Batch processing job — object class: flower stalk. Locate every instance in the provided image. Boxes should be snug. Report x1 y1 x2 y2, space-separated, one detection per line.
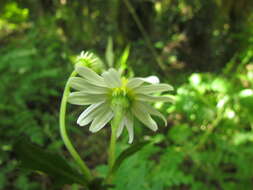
109 106 124 168
108 120 118 170
59 71 93 182
107 104 124 183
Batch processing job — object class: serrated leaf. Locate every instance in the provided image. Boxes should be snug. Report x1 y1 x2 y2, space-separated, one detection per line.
13 138 87 187
111 141 149 173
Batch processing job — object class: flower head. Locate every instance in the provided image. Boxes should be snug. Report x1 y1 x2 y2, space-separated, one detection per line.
68 64 174 143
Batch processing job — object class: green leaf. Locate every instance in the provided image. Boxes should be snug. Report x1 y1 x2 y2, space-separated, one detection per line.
13 138 87 187
105 37 114 68
0 173 6 189
118 45 130 73
239 89 253 112
111 141 149 173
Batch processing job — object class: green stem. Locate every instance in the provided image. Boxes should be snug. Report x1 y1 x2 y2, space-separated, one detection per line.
106 109 123 183
59 71 93 182
108 122 117 170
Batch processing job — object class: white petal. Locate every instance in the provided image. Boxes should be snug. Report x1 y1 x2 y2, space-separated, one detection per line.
78 103 109 126
68 92 107 105
102 68 122 88
126 78 145 89
75 65 106 87
77 102 104 125
116 113 134 143
126 76 160 89
134 84 173 94
141 76 160 84
68 77 109 94
134 101 167 125
135 94 174 103
131 103 158 131
108 68 122 85
89 110 114 133
68 77 88 91
125 112 134 143
116 119 125 138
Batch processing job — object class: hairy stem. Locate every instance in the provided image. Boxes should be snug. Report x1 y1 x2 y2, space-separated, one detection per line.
59 71 93 182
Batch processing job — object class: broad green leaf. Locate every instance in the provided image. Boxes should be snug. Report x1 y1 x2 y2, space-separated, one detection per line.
13 138 87 186
111 141 149 173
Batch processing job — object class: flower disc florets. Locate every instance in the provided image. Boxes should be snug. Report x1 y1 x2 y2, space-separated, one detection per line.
110 80 133 112
68 64 174 143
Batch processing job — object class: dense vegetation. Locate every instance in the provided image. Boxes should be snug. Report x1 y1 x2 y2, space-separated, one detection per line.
1 0 253 189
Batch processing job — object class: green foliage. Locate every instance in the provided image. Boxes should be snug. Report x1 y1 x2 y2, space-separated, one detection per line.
100 61 253 190
1 0 253 189
1 2 29 23
14 138 86 187
0 7 73 189
0 2 28 36
111 141 149 173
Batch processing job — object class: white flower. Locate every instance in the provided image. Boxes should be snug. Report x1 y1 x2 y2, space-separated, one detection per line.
68 64 174 143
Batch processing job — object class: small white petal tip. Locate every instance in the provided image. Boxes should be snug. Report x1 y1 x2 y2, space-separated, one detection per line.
145 76 160 84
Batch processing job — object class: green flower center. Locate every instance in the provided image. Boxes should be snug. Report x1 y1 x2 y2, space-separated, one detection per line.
110 78 133 111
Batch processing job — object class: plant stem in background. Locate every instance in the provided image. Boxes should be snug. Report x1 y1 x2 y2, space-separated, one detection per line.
59 71 93 182
123 0 167 72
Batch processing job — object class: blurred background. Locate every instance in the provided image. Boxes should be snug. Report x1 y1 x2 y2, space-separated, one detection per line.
1 0 253 189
